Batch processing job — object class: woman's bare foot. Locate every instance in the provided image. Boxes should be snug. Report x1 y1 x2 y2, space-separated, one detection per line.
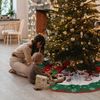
9 69 16 74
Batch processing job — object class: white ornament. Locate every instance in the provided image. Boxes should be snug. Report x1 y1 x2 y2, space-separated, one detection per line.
80 2 84 6
72 19 76 24
66 48 69 50
48 53 50 56
81 42 84 45
62 47 65 50
65 4 68 7
63 31 67 35
80 32 83 38
82 47 85 50
77 10 80 13
70 28 75 32
74 8 77 10
55 32 58 35
81 26 84 29
80 60 83 63
88 42 91 45
71 37 75 41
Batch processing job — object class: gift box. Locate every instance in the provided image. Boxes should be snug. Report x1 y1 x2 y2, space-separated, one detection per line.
35 75 49 90
95 62 100 72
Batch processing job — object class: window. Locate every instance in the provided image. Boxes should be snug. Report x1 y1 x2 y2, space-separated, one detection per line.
0 0 13 15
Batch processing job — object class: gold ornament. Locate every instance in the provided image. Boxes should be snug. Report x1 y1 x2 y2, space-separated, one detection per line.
70 28 75 32
71 37 75 41
63 31 67 35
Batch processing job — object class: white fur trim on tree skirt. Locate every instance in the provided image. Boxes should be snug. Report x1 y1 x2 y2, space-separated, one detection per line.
58 73 100 85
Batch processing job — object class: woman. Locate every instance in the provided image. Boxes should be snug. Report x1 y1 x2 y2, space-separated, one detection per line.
9 34 45 77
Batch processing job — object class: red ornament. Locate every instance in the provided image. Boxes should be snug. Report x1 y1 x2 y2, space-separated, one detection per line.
43 64 52 73
96 66 100 72
63 60 70 68
53 66 63 73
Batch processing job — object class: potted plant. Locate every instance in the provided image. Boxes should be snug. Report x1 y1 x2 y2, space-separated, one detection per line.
7 9 15 18
0 0 2 15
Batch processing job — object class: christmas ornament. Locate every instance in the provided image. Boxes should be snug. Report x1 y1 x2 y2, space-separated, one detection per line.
70 28 75 32
63 31 67 35
80 32 83 38
71 37 75 41
72 19 76 24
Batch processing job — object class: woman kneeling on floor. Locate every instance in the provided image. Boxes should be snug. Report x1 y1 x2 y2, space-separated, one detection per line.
9 34 45 78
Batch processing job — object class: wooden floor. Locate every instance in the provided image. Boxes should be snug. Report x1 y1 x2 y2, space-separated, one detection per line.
0 42 100 100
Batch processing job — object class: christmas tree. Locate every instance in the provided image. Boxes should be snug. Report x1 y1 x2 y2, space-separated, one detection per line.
45 0 100 73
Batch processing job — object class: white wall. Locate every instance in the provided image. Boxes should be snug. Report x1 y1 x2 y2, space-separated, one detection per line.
13 0 28 38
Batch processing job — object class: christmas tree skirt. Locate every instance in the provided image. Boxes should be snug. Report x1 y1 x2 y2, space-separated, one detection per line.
49 73 100 93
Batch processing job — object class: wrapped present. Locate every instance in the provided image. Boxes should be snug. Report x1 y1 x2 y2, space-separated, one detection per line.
51 69 58 76
96 67 100 72
95 61 100 72
53 65 64 73
52 74 66 83
63 60 70 68
95 61 100 66
43 64 52 72
34 75 49 90
38 63 46 69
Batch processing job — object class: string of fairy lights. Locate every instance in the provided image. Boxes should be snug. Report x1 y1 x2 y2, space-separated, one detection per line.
28 0 36 39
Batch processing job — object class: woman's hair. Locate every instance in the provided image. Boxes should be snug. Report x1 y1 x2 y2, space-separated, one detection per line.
31 34 45 55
